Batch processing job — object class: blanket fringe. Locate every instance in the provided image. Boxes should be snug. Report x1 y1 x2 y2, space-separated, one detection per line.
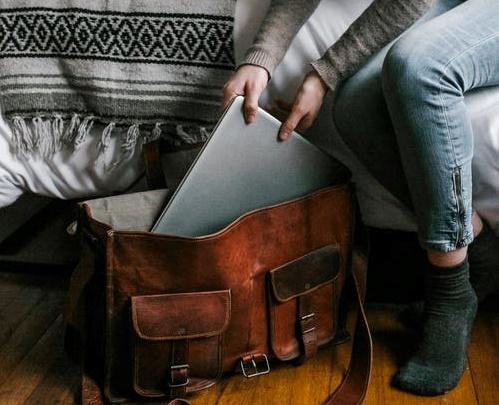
74 116 95 150
11 117 34 156
52 115 65 152
176 124 196 143
150 122 162 142
62 114 81 145
95 121 116 169
32 117 54 157
109 123 141 168
8 116 210 161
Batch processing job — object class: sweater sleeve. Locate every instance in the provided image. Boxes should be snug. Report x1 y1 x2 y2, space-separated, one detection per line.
311 0 436 92
240 0 321 76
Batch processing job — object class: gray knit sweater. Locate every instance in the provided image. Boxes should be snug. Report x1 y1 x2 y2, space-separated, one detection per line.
242 0 436 92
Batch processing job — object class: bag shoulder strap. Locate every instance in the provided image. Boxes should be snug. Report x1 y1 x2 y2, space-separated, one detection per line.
324 250 373 405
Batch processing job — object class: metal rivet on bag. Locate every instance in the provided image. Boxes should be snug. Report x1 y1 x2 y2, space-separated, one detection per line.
305 283 311 290
66 220 78 236
177 327 186 335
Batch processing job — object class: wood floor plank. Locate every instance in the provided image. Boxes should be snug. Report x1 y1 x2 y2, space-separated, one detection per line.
468 297 499 405
0 315 65 404
0 272 37 311
0 279 49 347
0 272 496 405
24 325 80 405
0 286 63 384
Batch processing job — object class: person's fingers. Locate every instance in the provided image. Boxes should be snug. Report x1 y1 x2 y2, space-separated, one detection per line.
222 82 241 112
221 65 269 119
296 114 315 133
243 83 261 124
279 104 306 141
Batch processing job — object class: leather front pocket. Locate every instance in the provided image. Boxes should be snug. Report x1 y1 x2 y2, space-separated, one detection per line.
268 245 341 361
131 290 231 398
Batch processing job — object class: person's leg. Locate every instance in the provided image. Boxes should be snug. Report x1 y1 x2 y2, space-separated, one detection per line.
334 0 466 210
333 48 414 209
335 0 499 299
381 0 499 395
382 0 499 254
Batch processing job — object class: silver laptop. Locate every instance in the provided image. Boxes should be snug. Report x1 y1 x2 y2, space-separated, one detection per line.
152 96 341 236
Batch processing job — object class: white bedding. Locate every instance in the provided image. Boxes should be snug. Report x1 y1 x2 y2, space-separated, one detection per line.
0 0 498 235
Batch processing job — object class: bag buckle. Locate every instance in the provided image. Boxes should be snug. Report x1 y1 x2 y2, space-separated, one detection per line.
240 354 270 378
300 312 316 335
169 364 190 388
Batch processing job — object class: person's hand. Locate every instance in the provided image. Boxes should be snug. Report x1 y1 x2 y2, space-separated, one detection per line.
222 64 269 124
278 71 328 141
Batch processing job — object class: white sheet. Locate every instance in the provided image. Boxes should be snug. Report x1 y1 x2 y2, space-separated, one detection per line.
0 114 144 207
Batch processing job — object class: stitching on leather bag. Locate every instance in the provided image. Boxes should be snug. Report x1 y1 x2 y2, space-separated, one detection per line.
269 247 347 360
115 185 350 242
131 291 231 341
133 323 225 397
133 345 165 398
104 231 124 402
270 245 340 303
270 282 338 360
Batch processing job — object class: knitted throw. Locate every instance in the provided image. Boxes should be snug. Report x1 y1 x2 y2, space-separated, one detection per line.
0 0 235 158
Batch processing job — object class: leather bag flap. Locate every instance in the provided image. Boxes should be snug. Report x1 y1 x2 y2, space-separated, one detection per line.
131 290 231 341
270 245 340 303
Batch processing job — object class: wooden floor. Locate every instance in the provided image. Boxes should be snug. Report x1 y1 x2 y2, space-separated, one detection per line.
0 269 497 405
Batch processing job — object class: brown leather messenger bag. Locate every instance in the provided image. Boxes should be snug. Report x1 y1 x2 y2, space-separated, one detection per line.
65 175 373 404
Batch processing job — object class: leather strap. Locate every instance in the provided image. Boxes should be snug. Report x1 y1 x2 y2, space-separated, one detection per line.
169 340 190 398
323 251 373 405
298 294 318 361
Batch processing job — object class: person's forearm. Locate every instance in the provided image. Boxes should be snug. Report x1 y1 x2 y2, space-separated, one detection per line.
311 0 436 92
241 0 321 77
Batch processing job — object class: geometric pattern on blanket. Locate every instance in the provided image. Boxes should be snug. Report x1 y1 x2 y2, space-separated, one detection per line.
0 9 234 68
0 2 235 160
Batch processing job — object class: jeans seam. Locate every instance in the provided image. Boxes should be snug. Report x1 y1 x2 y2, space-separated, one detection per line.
437 31 499 167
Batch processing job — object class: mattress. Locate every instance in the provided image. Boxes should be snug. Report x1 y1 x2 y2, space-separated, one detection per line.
235 0 499 234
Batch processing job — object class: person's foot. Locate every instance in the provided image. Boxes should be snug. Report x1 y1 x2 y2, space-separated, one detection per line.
468 221 499 301
392 259 478 396
397 300 424 330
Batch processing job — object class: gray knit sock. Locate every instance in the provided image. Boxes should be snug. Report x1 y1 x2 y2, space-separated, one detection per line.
393 259 478 396
399 224 499 330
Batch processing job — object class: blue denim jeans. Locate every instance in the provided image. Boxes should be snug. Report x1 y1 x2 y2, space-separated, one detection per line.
334 0 499 252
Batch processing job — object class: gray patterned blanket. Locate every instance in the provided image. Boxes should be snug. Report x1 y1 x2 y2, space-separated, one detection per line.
0 0 235 158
